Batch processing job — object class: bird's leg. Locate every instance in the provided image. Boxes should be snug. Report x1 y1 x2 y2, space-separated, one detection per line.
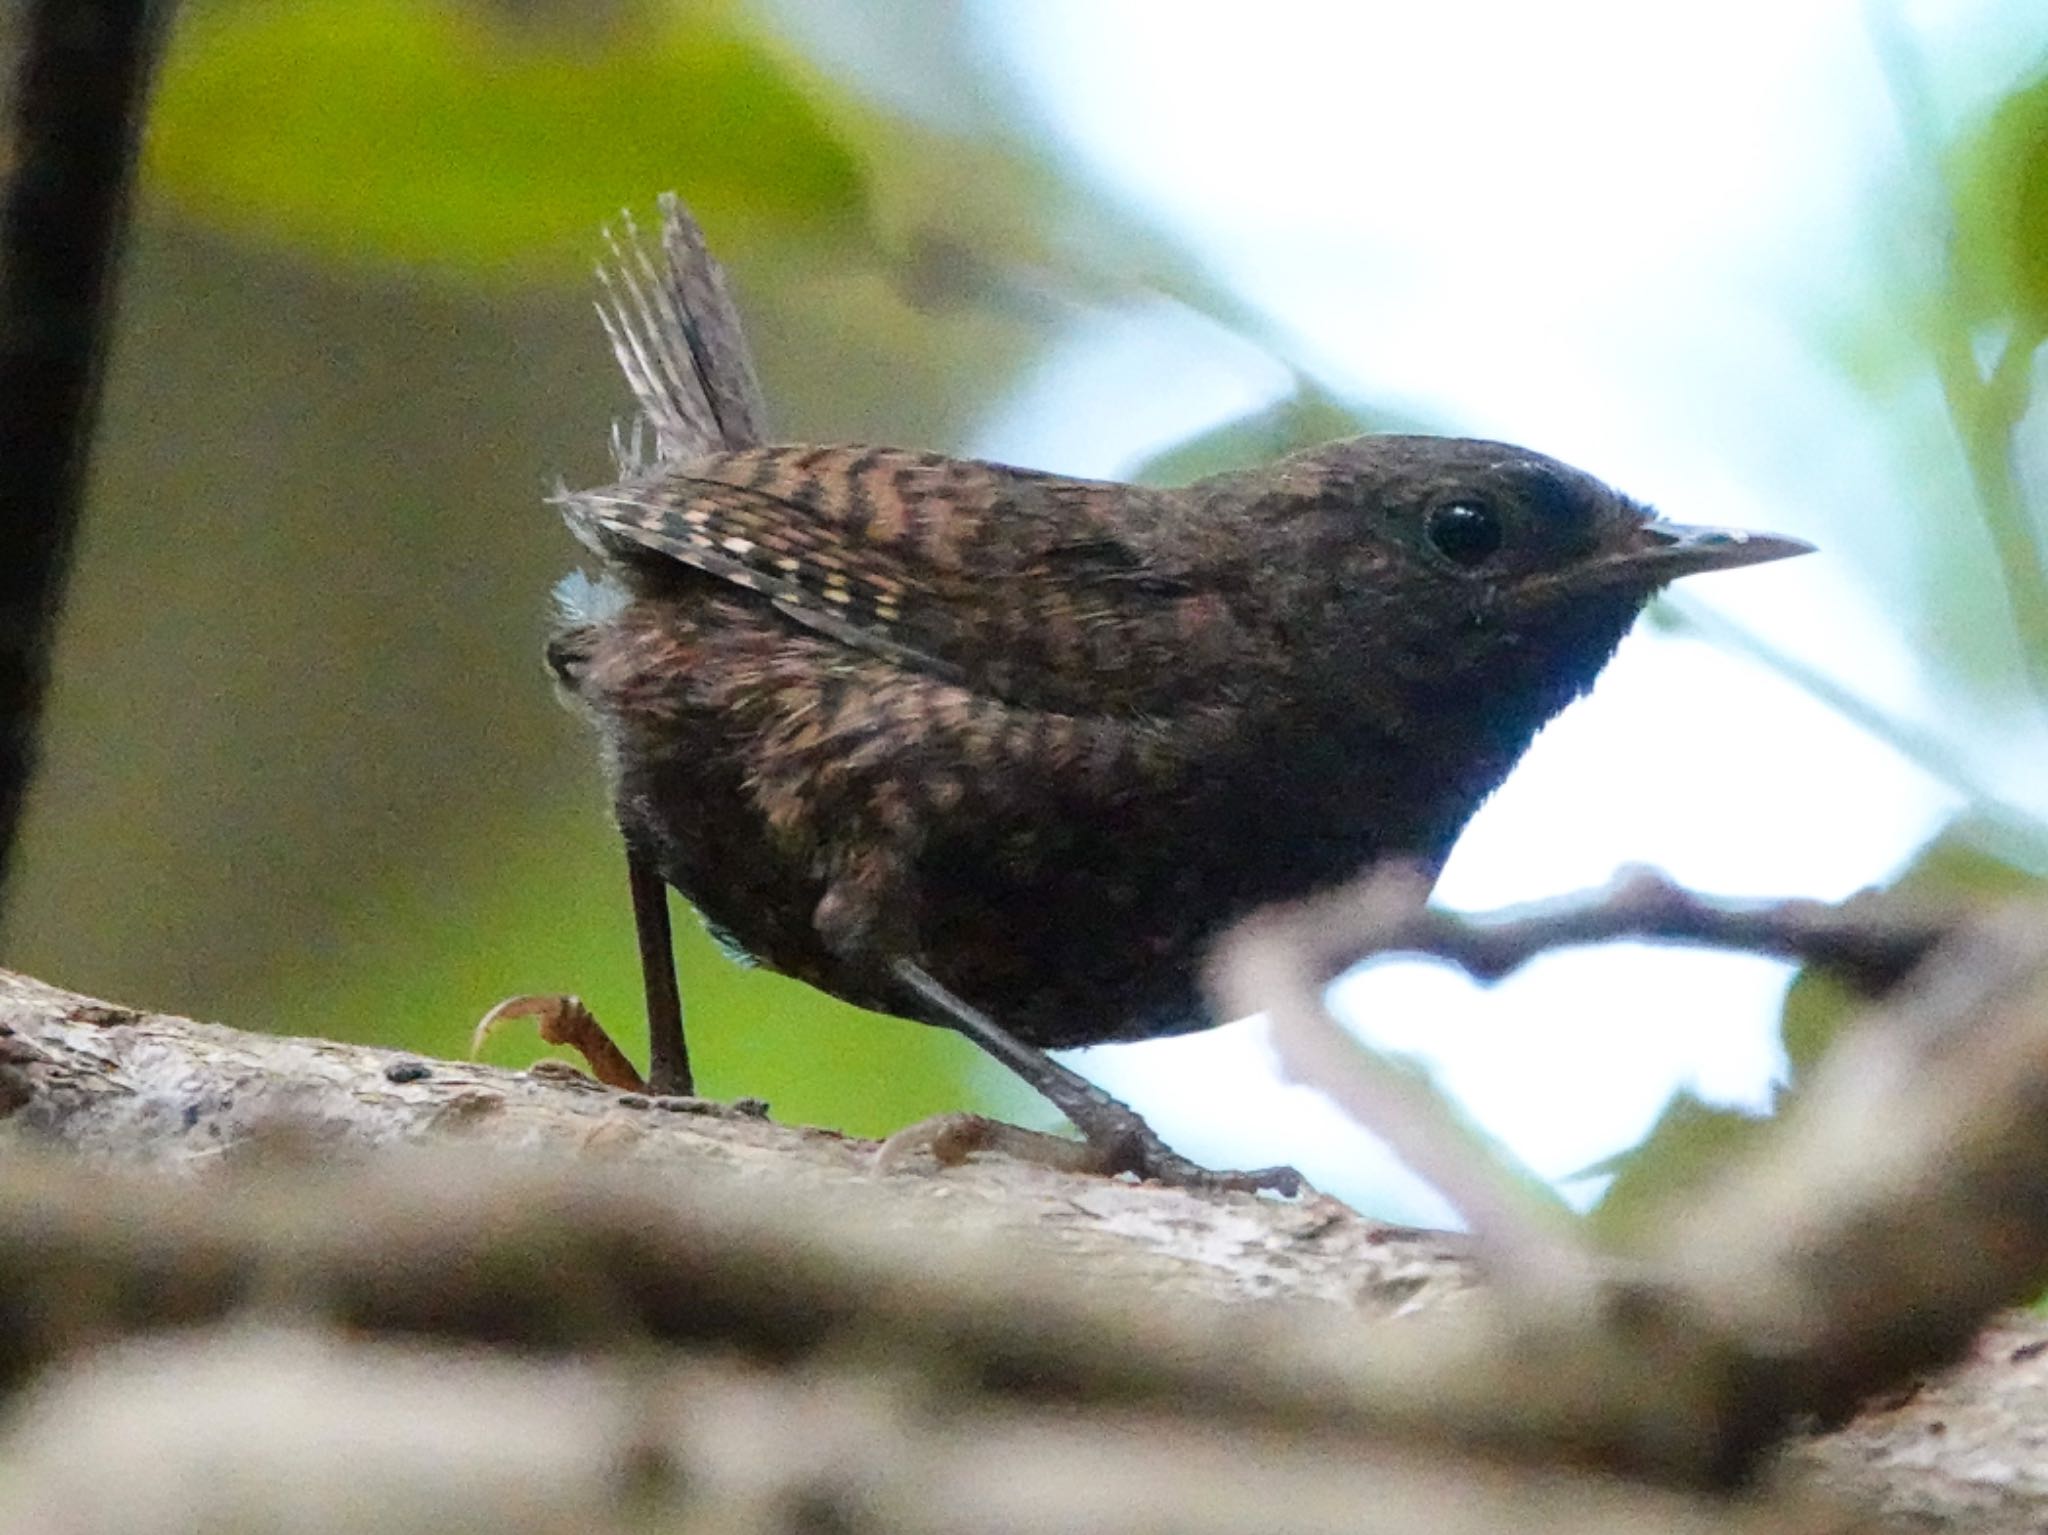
815 839 1303 1194
887 960 1306 1197
627 844 692 1096
475 848 691 1094
466 857 683 1093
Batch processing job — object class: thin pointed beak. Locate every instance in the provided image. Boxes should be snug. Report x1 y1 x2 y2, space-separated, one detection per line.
1622 520 1815 580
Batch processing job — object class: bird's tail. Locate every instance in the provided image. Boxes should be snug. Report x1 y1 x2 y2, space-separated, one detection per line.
593 192 769 469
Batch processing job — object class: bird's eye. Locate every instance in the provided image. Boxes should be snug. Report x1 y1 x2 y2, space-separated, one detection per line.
1425 501 1504 567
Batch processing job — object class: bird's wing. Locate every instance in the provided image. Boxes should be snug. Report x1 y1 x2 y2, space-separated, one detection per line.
558 445 1229 710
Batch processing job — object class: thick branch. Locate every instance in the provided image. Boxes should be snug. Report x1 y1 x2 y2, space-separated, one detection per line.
0 966 1466 1313
7 867 2048 1528
0 1326 1868 1535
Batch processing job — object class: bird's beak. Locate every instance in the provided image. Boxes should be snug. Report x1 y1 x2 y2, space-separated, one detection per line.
1549 519 1814 595
1623 520 1815 579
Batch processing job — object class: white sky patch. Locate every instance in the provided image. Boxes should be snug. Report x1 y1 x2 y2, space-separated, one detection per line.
969 297 1293 477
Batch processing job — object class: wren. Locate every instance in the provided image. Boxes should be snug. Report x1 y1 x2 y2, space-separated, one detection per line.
542 199 1811 1190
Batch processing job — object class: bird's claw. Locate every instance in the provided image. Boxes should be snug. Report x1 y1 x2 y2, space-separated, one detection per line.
472 994 648 1093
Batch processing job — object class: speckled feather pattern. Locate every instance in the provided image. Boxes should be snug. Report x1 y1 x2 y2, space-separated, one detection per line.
559 444 1268 717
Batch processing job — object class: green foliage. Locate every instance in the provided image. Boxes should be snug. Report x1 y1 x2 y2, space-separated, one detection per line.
1918 59 2048 700
1776 966 1863 1085
1950 60 2048 337
1886 818 2048 905
146 0 868 273
1582 1090 1776 1239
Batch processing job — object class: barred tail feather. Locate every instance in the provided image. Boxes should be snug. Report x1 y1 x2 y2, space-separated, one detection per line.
659 194 768 449
594 192 768 467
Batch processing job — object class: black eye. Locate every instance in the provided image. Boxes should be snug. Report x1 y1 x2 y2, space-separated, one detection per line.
1425 501 1504 567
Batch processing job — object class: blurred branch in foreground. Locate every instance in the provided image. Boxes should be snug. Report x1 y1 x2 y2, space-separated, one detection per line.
4 862 2048 1527
1206 864 1946 1278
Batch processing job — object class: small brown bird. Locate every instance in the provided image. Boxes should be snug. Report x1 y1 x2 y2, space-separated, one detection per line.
541 199 1811 1189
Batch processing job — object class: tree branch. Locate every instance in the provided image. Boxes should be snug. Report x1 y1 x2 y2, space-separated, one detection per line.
6 863 2048 1529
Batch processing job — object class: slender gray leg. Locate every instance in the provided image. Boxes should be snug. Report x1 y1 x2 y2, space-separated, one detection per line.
629 848 692 1096
892 960 1303 1196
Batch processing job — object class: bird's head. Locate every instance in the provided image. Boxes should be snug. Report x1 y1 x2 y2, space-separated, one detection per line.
1193 433 1811 745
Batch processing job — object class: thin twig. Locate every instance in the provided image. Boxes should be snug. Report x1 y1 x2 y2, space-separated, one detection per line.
1205 864 1952 1275
1206 865 1587 1283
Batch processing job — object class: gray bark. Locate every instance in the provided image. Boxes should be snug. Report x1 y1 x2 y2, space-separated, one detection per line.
2 963 2046 1532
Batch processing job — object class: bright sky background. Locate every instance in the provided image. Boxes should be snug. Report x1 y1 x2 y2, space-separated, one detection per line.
951 0 2038 1219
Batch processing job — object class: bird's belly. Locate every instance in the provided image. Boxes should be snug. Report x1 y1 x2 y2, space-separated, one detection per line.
611 698 1461 1051
908 781 1428 1047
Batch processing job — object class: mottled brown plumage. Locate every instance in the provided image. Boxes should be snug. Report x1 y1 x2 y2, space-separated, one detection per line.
555 433 1805 1049
543 199 1810 1183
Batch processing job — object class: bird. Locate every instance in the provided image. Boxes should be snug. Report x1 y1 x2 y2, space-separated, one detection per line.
534 198 1812 1190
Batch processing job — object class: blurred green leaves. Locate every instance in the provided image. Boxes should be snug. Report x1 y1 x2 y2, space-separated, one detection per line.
1583 1091 1774 1239
1778 816 2048 1077
1595 814 2048 1235
1908 51 2048 702
147 0 868 273
1950 65 2048 339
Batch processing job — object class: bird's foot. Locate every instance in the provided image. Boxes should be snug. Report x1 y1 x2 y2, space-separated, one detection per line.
875 1108 1307 1196
475 996 769 1118
473 994 646 1092
1055 1097 1309 1195
886 960 1308 1196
